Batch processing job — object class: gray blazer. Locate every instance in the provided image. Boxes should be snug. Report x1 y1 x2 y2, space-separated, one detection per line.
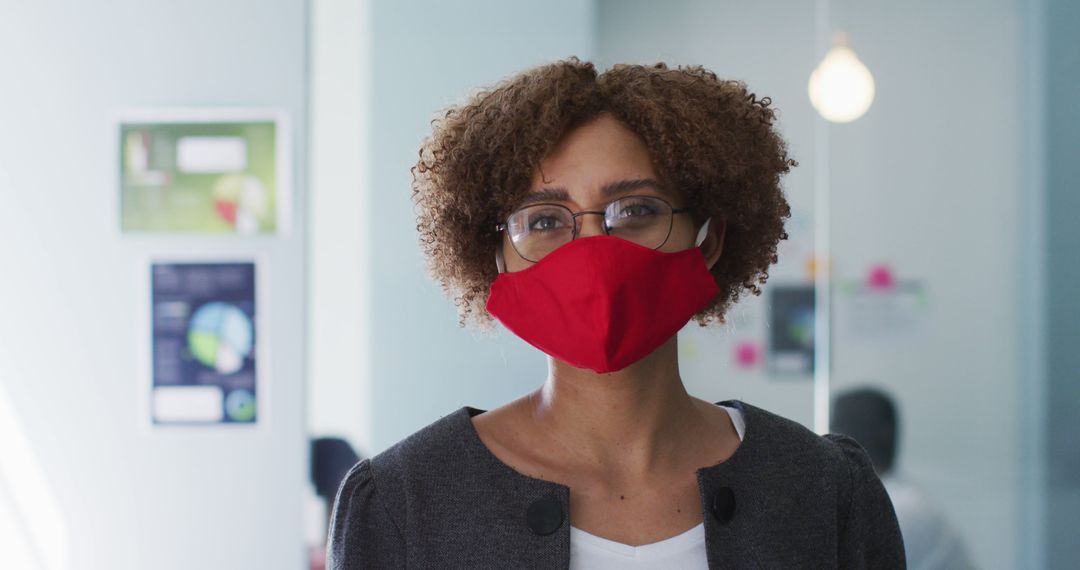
327 399 906 569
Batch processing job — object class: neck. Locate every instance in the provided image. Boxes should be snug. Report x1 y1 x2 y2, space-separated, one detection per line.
523 336 709 482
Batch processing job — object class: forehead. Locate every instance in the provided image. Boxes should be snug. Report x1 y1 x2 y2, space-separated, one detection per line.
528 114 662 199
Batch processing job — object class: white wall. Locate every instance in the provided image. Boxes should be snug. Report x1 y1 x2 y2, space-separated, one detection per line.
598 0 1026 568
0 1 309 568
308 0 373 455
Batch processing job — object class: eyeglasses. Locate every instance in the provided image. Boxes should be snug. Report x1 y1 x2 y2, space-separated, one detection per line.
495 194 694 263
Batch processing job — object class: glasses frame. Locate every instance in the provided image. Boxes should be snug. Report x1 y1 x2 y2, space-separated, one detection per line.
494 194 695 263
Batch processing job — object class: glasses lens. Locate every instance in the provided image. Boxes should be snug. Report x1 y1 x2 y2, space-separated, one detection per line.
507 204 574 261
604 196 673 248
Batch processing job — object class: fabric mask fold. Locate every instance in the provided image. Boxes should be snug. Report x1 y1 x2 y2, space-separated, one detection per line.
486 235 720 373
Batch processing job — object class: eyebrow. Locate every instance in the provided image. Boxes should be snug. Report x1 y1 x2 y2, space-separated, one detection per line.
517 178 668 207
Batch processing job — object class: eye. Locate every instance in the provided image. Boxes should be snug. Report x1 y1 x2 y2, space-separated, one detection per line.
617 202 658 218
528 214 567 232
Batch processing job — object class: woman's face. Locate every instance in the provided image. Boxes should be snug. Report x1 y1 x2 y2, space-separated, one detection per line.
500 113 723 273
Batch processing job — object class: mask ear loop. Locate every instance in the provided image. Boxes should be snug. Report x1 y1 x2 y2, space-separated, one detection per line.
695 217 712 247
495 247 506 274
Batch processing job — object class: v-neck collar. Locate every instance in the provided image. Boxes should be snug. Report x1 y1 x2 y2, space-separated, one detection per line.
570 519 705 559
457 398 756 491
439 399 771 569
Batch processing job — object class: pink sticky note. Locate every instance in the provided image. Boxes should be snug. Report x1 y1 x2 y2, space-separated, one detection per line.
734 341 761 368
866 264 896 291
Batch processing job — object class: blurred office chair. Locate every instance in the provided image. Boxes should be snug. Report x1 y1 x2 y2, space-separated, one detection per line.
309 437 363 570
312 437 362 504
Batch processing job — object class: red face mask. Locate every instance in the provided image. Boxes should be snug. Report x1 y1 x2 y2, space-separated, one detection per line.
485 232 720 373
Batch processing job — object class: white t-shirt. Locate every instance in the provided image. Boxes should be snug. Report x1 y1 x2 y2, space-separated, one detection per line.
568 404 745 569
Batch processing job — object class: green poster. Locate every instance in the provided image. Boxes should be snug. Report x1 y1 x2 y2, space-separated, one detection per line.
118 111 288 234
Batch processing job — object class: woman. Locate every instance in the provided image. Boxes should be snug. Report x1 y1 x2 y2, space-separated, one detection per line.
327 57 905 569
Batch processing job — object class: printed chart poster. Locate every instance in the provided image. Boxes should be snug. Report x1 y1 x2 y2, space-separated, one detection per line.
151 262 258 425
835 264 930 342
768 285 816 376
119 112 288 234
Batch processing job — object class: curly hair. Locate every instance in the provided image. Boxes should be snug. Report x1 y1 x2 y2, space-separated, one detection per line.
411 56 796 327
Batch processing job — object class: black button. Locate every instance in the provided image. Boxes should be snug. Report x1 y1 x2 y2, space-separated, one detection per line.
712 486 736 523
525 496 564 535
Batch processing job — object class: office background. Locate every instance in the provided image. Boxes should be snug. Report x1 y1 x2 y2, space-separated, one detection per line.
0 0 1076 568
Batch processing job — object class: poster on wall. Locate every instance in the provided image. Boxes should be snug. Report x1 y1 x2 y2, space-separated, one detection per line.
768 284 816 375
116 109 290 235
149 261 261 426
835 263 930 341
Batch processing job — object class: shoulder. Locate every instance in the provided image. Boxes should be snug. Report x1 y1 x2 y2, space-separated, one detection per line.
368 406 481 482
729 399 855 475
745 400 906 567
356 406 477 507
358 406 495 514
326 458 404 568
734 399 897 508
824 432 906 566
327 407 477 568
728 400 905 567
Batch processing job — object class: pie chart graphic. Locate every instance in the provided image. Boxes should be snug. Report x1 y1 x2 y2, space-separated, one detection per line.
187 302 254 374
225 388 256 422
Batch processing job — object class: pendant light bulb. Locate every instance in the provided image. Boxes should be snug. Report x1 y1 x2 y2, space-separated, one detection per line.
808 32 875 123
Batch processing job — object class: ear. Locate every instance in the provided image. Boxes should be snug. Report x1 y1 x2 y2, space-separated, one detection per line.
698 218 726 270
